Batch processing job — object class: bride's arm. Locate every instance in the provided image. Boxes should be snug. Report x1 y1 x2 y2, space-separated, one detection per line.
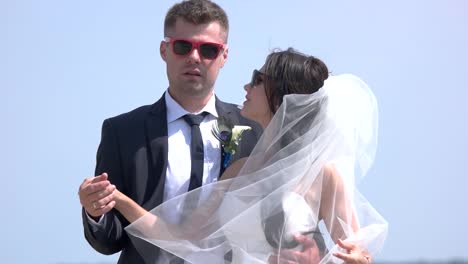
178 158 247 230
318 163 359 239
111 157 247 225
158 158 249 240
317 163 371 263
219 157 247 180
113 189 152 223
112 158 247 240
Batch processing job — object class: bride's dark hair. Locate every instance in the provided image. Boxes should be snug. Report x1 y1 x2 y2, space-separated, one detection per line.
261 48 329 254
263 48 329 114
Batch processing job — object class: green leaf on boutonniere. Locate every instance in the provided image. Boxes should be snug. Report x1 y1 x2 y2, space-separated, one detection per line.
212 116 251 168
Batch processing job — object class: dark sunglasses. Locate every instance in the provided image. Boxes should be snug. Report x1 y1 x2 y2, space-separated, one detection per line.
164 37 225 60
250 69 264 87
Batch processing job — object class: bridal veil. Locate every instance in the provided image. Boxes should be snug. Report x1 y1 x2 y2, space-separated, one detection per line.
126 74 388 263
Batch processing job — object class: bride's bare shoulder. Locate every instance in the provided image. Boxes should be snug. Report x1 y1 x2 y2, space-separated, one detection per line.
323 162 338 176
220 157 248 180
322 161 346 187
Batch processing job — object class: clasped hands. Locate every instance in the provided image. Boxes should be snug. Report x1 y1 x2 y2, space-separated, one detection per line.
78 173 117 220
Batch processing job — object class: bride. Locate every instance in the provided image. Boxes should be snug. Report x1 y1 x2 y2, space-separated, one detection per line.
115 48 388 263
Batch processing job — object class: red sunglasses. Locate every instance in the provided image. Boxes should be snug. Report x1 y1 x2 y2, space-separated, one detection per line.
164 37 225 60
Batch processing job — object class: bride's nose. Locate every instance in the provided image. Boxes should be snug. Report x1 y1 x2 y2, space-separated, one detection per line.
243 83 250 91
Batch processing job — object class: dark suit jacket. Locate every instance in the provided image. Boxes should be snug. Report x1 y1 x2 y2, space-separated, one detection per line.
82 94 262 263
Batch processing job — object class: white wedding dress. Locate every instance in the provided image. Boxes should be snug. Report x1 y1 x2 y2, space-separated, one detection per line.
219 191 318 263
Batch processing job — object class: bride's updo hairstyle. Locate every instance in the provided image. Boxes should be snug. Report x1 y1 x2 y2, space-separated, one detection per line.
262 47 329 114
261 48 329 254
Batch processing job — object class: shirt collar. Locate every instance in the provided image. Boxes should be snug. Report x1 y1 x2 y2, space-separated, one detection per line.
165 90 218 123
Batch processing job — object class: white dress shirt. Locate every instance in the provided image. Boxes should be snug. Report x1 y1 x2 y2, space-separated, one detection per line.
162 90 221 221
88 91 222 263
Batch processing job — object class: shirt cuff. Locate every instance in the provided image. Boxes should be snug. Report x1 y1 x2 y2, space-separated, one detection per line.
86 211 106 230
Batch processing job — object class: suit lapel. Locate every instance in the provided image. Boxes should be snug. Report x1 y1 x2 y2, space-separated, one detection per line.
215 98 237 122
144 94 168 206
215 97 238 177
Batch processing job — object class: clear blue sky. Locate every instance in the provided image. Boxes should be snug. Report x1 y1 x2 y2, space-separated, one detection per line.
3 0 468 263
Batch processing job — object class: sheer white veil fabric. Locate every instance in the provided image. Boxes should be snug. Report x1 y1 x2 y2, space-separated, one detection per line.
125 74 388 263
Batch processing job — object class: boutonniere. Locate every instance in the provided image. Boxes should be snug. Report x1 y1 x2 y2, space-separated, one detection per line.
212 116 251 168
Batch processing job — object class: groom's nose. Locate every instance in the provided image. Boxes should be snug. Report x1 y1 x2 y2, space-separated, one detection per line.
186 48 202 64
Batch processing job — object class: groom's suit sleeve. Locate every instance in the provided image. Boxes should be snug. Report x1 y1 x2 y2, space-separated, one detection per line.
82 118 129 255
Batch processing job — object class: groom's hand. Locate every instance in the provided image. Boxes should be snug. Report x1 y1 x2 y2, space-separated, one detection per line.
78 173 116 219
268 234 321 264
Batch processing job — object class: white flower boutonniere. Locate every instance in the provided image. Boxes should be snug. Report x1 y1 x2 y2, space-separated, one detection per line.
212 116 251 168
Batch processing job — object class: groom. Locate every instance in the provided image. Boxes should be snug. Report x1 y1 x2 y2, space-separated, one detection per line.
78 1 261 263
78 0 322 263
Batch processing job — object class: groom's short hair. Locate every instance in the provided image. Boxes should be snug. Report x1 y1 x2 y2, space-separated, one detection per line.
164 0 229 42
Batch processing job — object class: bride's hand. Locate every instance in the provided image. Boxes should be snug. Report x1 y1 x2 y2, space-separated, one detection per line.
333 239 372 264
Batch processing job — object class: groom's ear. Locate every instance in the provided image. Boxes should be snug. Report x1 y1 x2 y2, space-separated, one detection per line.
160 41 167 62
220 46 228 68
